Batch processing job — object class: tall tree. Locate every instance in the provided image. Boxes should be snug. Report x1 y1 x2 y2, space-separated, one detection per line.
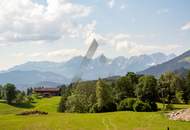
27 88 33 96
58 96 67 112
126 72 138 85
4 83 17 104
135 75 158 102
0 85 3 99
183 70 190 103
158 72 181 106
115 76 134 101
96 79 112 110
135 75 158 111
58 84 74 112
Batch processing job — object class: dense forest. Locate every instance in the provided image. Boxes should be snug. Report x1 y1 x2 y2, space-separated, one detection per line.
58 71 190 113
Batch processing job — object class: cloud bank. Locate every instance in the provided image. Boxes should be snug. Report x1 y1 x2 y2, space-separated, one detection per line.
0 0 91 43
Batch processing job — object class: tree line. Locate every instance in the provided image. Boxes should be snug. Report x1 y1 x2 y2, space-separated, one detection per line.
58 71 190 113
0 83 33 104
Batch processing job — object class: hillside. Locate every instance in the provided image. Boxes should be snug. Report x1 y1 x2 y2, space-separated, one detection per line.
139 50 190 76
0 97 190 130
0 97 60 114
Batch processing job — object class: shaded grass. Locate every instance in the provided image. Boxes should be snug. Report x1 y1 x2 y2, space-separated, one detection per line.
157 103 190 110
13 103 34 109
0 102 23 115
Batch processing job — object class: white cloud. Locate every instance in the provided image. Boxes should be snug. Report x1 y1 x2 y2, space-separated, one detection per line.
80 20 99 45
89 32 180 56
0 0 92 43
29 52 42 57
62 16 180 57
115 41 180 55
181 22 190 31
12 52 25 57
107 0 115 8
27 49 82 61
11 48 82 63
47 49 82 59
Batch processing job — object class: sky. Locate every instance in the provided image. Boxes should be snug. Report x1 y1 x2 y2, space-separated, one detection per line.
0 0 190 70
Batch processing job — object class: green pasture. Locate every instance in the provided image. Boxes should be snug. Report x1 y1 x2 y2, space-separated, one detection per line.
0 97 189 130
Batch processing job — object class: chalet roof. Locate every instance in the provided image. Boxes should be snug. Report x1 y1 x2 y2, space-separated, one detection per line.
34 88 60 92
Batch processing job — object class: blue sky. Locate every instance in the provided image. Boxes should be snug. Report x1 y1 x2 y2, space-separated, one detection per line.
0 0 190 70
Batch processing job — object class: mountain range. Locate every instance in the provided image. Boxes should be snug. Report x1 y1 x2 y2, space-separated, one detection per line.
0 70 68 89
140 50 190 76
0 52 176 88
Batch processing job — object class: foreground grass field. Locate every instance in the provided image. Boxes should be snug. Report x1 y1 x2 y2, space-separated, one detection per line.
0 97 190 130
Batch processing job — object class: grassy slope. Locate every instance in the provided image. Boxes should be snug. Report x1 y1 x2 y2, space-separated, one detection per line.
0 97 190 130
32 97 61 112
0 102 23 115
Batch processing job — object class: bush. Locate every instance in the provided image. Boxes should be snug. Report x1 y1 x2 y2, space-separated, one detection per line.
149 102 158 111
90 102 117 113
105 102 117 112
173 91 184 104
165 104 174 111
15 93 25 104
117 98 136 111
25 96 34 104
90 103 100 113
133 100 151 112
65 95 85 113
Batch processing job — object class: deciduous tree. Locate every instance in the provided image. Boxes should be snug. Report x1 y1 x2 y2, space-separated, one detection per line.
4 83 17 104
96 79 113 111
158 72 181 108
135 75 158 102
115 76 134 101
183 70 190 103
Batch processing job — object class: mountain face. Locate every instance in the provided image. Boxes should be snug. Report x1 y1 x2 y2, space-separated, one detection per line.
139 50 190 76
174 67 190 78
0 52 175 88
8 56 84 79
8 53 175 78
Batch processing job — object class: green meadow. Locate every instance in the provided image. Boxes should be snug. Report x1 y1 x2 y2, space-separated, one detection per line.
0 97 189 130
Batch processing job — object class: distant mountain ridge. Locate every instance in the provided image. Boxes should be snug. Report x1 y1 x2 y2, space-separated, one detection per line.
0 70 69 89
7 52 175 78
0 52 175 88
139 50 190 76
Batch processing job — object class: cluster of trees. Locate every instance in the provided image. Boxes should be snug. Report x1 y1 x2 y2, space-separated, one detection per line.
0 83 33 104
58 71 190 113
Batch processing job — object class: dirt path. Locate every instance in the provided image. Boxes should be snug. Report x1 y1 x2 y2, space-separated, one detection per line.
168 109 190 121
102 118 118 130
